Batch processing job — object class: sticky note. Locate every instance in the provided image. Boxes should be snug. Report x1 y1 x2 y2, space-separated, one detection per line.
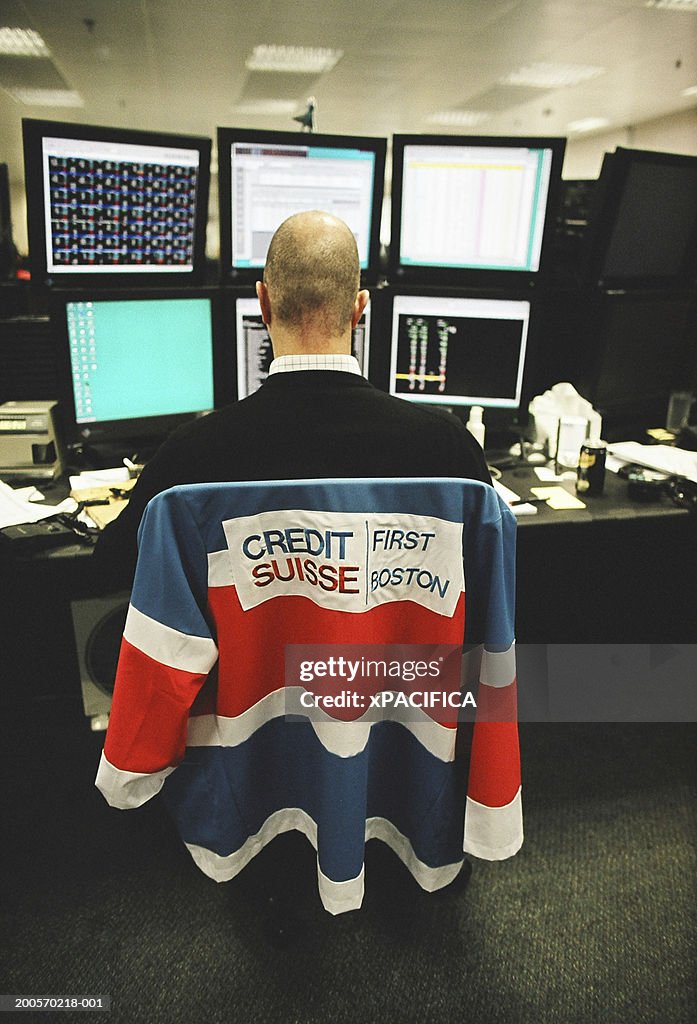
530 486 586 510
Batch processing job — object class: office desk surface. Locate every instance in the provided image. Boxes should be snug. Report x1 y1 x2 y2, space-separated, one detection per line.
499 462 690 527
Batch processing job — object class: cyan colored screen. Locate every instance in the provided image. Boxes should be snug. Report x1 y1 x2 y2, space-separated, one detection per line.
67 297 214 423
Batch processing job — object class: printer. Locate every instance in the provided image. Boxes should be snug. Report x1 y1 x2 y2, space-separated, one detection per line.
0 400 64 479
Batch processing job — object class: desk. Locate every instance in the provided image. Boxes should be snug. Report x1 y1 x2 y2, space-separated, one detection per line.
502 463 697 643
1 466 696 705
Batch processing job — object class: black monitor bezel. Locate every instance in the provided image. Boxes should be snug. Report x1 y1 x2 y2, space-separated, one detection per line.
0 162 15 279
581 146 697 291
389 133 567 289
0 162 13 244
23 118 212 289
377 283 538 426
50 285 226 454
576 288 697 434
228 284 376 401
217 126 387 286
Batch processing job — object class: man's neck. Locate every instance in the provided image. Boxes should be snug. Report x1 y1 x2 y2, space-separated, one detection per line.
270 330 352 358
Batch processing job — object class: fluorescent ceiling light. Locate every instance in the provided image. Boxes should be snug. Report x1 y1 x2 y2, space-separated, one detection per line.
504 62 605 88
681 84 697 96
0 26 50 57
566 117 610 133
645 1 697 10
5 88 84 107
425 110 490 127
232 99 300 115
245 45 342 74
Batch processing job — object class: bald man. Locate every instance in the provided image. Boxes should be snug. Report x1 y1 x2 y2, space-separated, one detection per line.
92 210 490 588
257 209 370 355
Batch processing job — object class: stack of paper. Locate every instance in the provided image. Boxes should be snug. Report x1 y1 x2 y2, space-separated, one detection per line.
607 442 697 483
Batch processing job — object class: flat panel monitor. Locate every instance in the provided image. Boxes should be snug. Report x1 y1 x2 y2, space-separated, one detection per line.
388 293 530 411
23 119 211 286
579 291 696 434
0 315 57 402
0 162 15 278
390 134 566 286
217 127 386 284
54 289 218 455
582 147 697 290
234 295 371 399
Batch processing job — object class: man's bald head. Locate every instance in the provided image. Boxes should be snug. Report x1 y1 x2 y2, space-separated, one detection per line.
261 211 361 341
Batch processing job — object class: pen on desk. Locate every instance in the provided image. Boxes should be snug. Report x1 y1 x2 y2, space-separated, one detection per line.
123 456 142 478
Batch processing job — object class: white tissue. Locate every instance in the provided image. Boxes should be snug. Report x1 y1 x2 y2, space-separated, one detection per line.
528 382 602 457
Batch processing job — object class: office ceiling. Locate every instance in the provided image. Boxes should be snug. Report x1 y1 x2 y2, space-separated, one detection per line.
1 0 697 200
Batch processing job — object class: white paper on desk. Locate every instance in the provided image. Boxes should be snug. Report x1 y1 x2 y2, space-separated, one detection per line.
69 468 130 491
492 479 520 505
534 466 565 482
607 442 697 484
0 480 78 529
13 486 44 502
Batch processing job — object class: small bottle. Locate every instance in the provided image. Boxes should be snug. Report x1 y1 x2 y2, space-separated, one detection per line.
466 405 486 448
576 439 607 495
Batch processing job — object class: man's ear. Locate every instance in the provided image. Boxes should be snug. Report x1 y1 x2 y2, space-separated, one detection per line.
256 280 272 326
352 289 370 329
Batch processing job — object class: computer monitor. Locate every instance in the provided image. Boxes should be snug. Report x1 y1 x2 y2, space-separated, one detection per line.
0 162 15 279
577 291 696 435
0 314 57 403
390 134 566 287
582 147 697 290
217 127 386 284
388 292 531 413
23 119 211 286
234 294 371 399
53 289 220 456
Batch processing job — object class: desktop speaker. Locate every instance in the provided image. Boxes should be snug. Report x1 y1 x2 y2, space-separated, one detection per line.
71 592 129 728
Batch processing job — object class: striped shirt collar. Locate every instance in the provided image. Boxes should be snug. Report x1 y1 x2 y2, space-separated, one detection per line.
268 354 362 376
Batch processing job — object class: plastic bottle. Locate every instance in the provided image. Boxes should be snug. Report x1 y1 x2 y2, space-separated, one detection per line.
466 405 486 448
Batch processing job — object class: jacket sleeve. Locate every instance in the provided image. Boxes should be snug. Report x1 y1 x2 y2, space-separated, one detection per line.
95 488 218 809
462 489 522 860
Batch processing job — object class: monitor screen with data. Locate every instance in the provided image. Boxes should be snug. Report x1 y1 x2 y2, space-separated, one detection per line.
56 290 217 449
388 293 530 409
23 119 211 286
390 134 565 285
217 128 386 283
234 295 371 399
